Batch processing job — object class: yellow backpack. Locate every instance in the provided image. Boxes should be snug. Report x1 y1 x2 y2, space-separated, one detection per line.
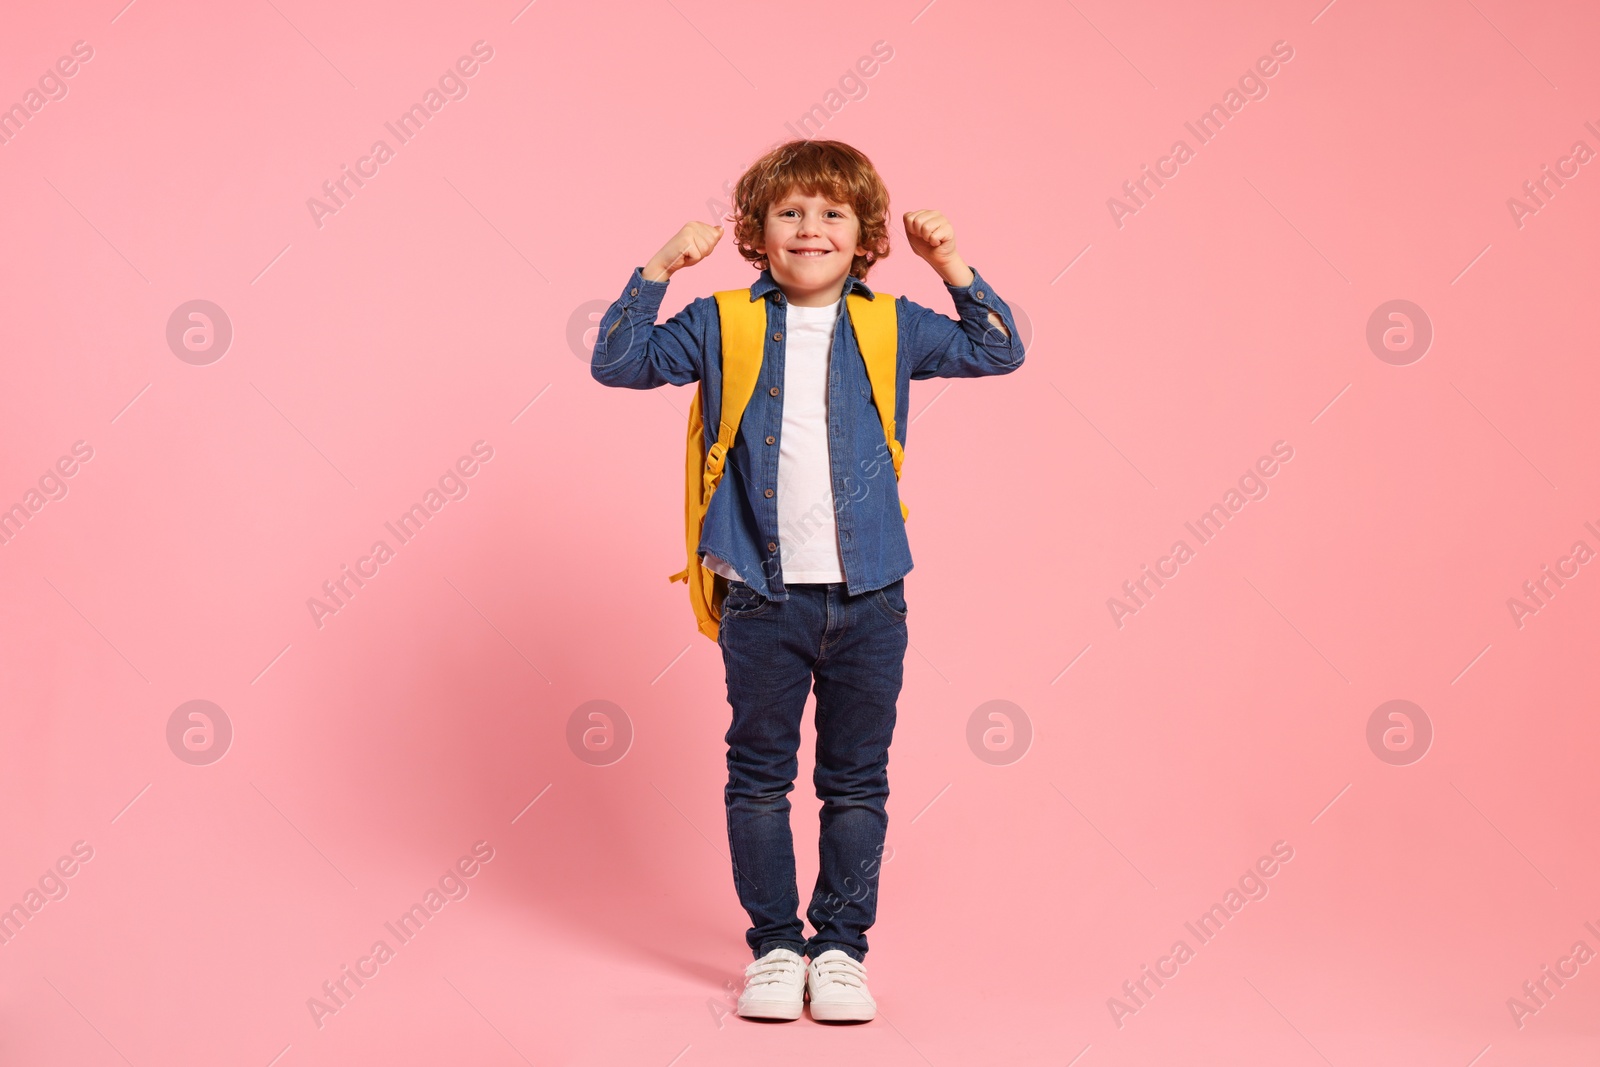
667 287 907 642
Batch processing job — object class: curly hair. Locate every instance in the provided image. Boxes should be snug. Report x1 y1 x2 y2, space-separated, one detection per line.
730 140 891 280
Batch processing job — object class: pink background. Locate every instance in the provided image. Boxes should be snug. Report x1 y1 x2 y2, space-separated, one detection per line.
3 0 1598 1063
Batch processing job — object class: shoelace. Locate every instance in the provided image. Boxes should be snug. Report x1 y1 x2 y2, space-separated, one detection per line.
744 955 803 989
811 955 867 990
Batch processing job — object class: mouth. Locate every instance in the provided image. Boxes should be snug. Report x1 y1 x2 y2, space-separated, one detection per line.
788 249 831 257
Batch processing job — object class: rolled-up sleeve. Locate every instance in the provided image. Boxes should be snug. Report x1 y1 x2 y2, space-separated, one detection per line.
904 266 1027 380
590 267 707 389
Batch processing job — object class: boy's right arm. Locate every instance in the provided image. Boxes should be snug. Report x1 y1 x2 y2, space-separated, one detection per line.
590 222 725 390
589 268 703 389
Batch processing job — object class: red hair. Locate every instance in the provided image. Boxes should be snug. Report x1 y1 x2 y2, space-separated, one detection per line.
730 140 891 280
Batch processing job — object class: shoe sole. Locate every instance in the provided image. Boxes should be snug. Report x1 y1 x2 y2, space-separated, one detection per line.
807 1001 876 1022
737 1000 804 1021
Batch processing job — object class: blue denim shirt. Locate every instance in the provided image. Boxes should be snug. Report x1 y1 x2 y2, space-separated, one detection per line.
591 263 1025 601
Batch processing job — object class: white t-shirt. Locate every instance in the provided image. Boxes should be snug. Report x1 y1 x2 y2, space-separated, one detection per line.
704 297 845 585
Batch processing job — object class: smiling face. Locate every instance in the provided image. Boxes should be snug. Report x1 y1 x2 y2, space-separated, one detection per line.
755 188 868 307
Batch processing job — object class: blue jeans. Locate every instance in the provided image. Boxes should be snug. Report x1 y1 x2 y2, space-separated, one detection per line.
717 576 909 964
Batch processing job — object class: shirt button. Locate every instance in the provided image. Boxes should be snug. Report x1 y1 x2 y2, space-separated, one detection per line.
774 293 784 303
976 290 985 299
772 332 783 341
630 288 638 296
765 435 775 444
769 386 779 396
767 541 777 551
764 489 774 498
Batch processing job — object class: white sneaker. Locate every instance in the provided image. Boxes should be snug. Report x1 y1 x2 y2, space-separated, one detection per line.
736 947 806 1020
806 949 877 1022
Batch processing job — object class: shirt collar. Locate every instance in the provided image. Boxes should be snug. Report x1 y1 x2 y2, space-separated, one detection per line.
750 267 876 302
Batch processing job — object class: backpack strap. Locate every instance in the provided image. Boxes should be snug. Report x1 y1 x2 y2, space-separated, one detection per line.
707 288 768 503
844 291 909 521
667 289 768 641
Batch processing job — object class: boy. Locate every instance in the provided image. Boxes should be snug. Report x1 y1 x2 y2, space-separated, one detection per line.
590 140 1024 1022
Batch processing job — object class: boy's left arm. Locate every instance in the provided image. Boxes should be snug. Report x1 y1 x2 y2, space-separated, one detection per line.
899 209 1027 380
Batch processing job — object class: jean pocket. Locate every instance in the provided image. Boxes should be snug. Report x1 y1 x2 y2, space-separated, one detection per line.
871 579 908 622
722 581 773 619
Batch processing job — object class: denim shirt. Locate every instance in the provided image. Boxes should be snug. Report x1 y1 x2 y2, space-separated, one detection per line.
591 263 1025 601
